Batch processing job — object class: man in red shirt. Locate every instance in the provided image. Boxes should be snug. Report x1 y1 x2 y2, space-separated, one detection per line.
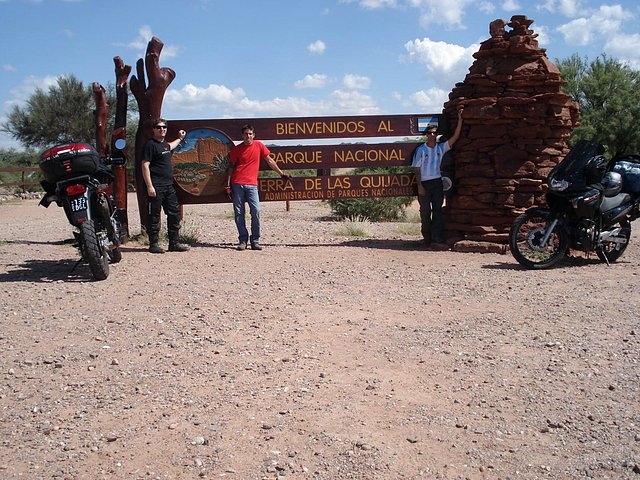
226 124 290 251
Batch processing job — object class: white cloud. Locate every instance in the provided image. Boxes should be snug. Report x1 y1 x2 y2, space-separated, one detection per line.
3 64 17 73
4 74 59 110
163 83 380 118
0 74 60 149
343 74 371 90
160 45 179 59
342 0 473 29
558 0 582 17
416 0 474 29
597 5 634 33
538 0 582 17
503 0 520 12
533 24 551 48
477 1 495 14
294 74 329 89
127 25 152 51
118 25 179 59
406 87 449 112
556 18 591 46
604 33 640 69
329 89 379 114
402 37 477 86
339 0 399 8
164 83 247 113
307 40 326 55
556 4 633 47
0 131 20 150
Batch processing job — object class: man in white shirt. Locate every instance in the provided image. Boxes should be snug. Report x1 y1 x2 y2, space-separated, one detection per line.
412 106 464 249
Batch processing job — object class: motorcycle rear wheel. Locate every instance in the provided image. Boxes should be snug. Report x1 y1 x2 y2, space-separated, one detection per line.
79 219 109 280
596 220 631 263
509 211 568 269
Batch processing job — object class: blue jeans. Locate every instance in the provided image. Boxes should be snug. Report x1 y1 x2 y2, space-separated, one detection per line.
231 184 260 243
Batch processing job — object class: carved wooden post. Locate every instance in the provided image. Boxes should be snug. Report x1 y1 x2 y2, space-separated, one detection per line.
130 36 176 231
91 83 108 157
112 56 132 240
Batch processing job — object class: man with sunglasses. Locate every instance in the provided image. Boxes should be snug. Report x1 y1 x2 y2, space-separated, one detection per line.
141 118 190 254
412 105 464 249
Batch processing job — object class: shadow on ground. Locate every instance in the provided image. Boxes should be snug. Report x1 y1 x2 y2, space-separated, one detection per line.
483 254 627 271
0 258 93 283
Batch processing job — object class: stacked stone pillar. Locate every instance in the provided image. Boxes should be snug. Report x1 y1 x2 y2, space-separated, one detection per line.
442 15 579 253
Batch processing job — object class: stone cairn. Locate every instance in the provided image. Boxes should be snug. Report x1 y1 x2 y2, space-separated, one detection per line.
442 15 579 253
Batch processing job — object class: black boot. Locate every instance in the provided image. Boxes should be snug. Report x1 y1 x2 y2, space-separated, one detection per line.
149 243 165 254
169 242 190 252
168 234 190 252
148 233 164 254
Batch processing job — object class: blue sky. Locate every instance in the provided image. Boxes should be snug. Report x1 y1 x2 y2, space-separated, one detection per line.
1 0 639 150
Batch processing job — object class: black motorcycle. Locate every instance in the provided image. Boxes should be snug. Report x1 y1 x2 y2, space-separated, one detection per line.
39 140 127 280
509 140 640 269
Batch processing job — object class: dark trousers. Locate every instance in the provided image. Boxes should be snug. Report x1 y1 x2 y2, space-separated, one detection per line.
147 185 181 244
418 178 444 243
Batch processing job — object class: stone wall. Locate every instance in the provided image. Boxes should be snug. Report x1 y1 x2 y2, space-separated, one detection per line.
442 15 579 253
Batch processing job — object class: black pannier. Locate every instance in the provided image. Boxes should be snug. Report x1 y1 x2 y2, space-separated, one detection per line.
613 160 640 193
39 143 101 183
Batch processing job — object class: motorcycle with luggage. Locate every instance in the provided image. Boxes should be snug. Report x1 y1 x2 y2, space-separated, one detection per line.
38 140 127 280
509 140 640 269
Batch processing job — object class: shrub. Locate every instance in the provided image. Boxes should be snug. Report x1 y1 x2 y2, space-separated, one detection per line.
329 196 413 222
328 166 415 222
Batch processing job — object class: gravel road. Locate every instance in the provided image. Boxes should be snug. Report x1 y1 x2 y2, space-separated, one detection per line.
1 194 639 479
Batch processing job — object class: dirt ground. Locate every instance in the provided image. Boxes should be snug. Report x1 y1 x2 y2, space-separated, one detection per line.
1 193 639 480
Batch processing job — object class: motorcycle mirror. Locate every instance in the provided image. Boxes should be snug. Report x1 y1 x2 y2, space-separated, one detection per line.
114 138 127 150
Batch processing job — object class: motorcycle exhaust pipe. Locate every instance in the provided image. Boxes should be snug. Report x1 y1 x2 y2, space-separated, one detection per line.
599 227 621 243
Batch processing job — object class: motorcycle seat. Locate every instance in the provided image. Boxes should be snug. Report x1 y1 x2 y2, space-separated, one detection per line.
601 193 631 212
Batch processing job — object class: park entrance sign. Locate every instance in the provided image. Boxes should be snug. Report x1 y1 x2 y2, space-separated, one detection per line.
168 114 443 204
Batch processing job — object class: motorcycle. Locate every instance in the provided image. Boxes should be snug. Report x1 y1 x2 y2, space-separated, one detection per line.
509 140 640 269
38 139 127 280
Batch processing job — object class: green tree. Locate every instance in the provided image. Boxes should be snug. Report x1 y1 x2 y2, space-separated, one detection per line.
1 75 94 149
1 75 138 153
558 54 640 157
0 148 38 166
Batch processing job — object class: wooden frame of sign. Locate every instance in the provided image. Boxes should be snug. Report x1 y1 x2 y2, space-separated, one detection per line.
167 113 444 204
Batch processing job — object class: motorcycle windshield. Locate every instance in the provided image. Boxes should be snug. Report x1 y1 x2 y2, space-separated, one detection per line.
550 141 601 180
548 140 606 191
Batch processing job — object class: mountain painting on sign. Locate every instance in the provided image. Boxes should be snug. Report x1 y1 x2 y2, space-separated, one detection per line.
172 128 234 197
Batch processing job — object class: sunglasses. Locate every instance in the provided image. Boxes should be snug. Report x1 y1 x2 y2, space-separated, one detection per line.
154 125 167 129
427 131 437 135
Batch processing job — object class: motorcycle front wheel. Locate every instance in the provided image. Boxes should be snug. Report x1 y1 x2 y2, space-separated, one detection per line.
596 220 631 263
79 219 110 280
509 211 568 269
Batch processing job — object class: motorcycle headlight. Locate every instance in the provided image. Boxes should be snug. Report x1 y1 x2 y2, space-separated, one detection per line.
549 178 569 191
